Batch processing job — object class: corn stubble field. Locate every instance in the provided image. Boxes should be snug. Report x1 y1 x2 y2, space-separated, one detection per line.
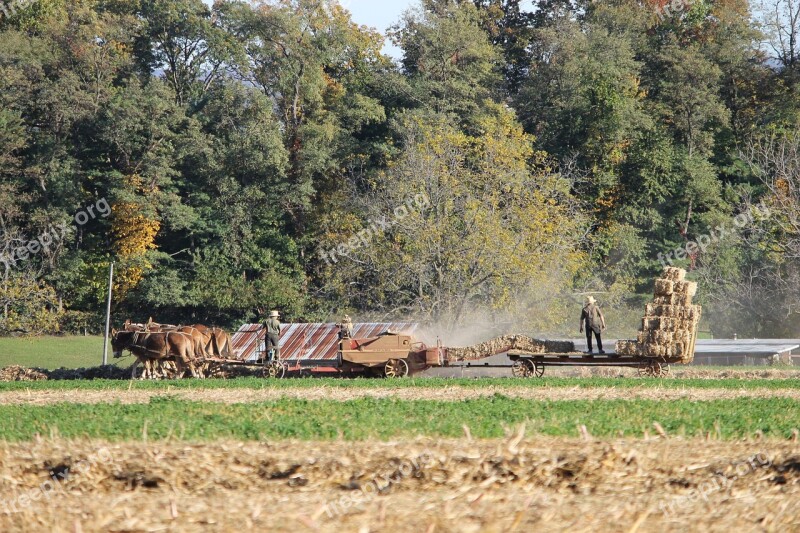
0 374 799 532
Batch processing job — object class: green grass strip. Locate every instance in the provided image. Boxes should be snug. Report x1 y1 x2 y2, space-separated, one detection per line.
0 336 113 370
1 376 800 393
1 396 798 442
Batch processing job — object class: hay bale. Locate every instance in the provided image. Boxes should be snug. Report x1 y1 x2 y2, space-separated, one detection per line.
643 317 661 330
627 269 700 365
615 340 639 356
673 281 698 297
653 295 676 306
654 279 674 296
663 267 687 282
659 317 678 331
652 305 687 318
653 331 674 345
642 344 665 358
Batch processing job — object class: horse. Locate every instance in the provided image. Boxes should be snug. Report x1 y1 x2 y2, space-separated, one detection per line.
210 327 234 357
124 320 213 358
119 319 234 377
111 329 204 379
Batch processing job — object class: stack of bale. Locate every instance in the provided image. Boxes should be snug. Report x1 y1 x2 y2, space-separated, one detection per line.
615 267 702 363
446 335 575 363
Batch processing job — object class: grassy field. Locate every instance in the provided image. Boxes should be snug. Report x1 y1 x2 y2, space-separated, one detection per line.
0 336 113 369
1 375 800 392
1 396 798 441
2 339 798 533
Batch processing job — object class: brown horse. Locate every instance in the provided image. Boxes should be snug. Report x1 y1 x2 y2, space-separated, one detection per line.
119 320 233 377
210 327 234 357
187 324 233 357
112 330 203 379
124 320 213 358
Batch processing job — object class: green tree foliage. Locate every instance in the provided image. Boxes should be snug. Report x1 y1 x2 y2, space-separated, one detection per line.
0 0 798 336
319 105 586 331
391 0 500 125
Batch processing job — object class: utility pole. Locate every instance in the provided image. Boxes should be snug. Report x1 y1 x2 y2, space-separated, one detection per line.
102 262 114 366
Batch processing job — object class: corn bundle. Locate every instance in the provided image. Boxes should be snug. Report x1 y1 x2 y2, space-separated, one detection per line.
0 365 48 381
615 267 702 363
445 335 575 362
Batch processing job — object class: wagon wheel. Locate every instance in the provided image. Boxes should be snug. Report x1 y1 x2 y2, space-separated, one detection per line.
657 363 671 377
511 360 531 378
263 361 286 379
637 360 662 377
534 362 545 378
385 359 409 378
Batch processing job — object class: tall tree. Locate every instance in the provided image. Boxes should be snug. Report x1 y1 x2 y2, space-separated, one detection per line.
391 0 500 126
319 105 586 331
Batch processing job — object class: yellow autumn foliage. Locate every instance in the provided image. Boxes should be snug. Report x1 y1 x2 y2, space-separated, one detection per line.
111 175 161 299
333 104 587 331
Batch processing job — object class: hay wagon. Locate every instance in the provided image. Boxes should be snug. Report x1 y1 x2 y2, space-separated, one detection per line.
453 350 682 378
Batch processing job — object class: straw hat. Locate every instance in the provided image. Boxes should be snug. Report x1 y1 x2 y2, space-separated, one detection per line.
269 310 280 318
585 296 596 305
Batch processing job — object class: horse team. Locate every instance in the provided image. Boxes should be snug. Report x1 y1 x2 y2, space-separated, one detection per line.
111 319 234 379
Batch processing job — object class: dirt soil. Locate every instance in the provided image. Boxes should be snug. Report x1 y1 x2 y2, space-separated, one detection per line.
0 438 797 532
2 385 800 405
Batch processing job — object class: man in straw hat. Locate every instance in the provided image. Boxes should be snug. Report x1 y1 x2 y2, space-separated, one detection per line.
338 314 353 340
264 310 282 362
580 296 606 355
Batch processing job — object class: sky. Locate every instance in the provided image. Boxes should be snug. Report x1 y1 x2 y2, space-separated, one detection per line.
334 0 536 58
205 1 537 59
203 0 414 58
340 0 412 58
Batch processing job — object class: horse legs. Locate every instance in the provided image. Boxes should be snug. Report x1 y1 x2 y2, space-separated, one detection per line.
148 359 159 380
172 358 187 379
180 355 202 379
132 359 144 380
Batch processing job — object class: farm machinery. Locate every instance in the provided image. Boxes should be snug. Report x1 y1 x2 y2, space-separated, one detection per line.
117 267 700 379
254 266 701 379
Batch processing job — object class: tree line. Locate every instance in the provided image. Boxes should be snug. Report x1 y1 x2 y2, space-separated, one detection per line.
1 0 800 337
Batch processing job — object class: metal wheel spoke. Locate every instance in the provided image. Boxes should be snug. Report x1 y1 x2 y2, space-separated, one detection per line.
512 360 527 378
385 359 408 378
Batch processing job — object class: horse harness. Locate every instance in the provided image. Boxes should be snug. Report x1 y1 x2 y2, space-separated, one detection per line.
128 330 196 358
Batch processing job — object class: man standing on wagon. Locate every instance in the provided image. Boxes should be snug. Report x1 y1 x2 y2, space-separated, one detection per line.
264 310 282 362
580 296 606 355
